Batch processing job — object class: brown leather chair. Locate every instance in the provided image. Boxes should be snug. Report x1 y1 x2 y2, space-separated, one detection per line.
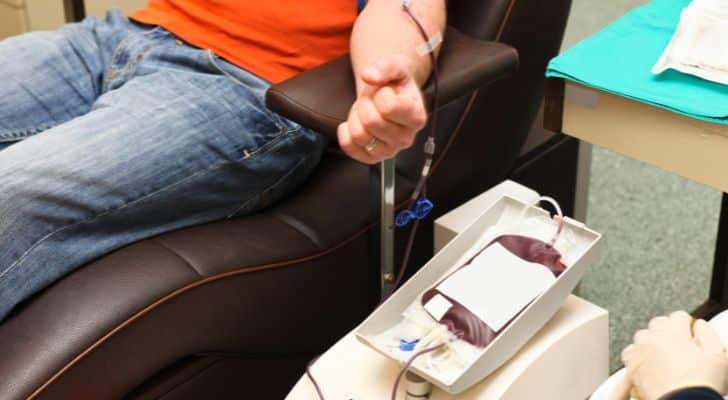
0 1 573 399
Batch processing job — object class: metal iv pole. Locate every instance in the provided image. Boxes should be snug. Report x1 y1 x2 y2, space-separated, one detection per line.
379 158 396 297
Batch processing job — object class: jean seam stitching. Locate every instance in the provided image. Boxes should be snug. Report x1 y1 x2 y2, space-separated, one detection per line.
101 26 167 92
0 157 238 282
242 126 301 159
227 153 308 218
0 124 58 141
0 127 304 283
102 42 177 93
205 51 294 133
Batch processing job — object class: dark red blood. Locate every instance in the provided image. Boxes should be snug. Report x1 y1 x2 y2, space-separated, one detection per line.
421 235 565 348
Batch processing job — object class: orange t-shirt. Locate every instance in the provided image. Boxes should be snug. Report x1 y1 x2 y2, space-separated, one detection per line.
131 1 360 83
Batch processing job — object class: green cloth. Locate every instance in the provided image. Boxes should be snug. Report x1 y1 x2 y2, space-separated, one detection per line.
546 0 728 124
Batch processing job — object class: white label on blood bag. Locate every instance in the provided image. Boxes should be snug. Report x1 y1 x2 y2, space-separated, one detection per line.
436 243 556 332
423 293 453 321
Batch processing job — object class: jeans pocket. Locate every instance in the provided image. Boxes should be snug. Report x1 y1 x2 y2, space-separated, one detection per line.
228 148 311 218
204 51 290 131
203 51 306 158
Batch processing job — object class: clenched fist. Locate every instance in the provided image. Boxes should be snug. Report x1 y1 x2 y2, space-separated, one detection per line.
338 54 428 164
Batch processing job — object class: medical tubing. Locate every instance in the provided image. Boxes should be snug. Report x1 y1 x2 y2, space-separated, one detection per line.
538 196 565 247
389 184 428 296
391 212 421 297
403 0 439 208
390 343 446 400
387 0 441 300
516 196 565 247
305 355 326 400
305 3 441 398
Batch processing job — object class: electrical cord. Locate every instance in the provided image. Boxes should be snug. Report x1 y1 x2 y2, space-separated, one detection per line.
306 2 440 399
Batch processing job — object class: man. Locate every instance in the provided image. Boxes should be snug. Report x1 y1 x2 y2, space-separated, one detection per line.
0 0 446 320
611 311 728 400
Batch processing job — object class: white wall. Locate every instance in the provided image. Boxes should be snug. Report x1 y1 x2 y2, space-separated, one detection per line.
84 0 146 20
0 0 148 38
0 1 28 39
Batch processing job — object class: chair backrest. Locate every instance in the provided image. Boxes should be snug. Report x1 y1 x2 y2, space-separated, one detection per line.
398 0 572 213
449 0 522 39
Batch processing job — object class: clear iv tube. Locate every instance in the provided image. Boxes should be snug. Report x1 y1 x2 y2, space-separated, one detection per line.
305 356 326 399
516 196 565 247
386 0 441 299
306 2 441 399
390 343 446 400
402 0 439 208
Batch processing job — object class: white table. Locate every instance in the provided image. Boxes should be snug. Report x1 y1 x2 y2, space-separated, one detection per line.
545 78 728 318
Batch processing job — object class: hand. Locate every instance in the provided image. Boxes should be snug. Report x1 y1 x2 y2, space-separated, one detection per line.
611 311 728 400
338 54 428 164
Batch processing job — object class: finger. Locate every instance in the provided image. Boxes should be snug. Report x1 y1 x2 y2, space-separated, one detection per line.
362 55 412 87
361 134 398 161
621 344 637 363
357 97 413 149
337 122 377 165
694 319 725 355
373 86 428 129
347 104 375 148
342 114 398 162
609 372 632 400
647 316 671 332
622 344 649 377
667 310 694 339
349 101 402 159
633 329 651 345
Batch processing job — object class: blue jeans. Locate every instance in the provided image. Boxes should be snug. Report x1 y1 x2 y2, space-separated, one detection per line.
0 10 326 320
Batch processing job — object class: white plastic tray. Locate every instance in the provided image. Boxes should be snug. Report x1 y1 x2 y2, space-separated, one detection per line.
356 195 603 394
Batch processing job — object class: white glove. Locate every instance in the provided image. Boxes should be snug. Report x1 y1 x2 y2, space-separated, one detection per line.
610 311 728 400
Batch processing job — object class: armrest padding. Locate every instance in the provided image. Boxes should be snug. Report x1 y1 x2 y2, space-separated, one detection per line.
265 27 519 140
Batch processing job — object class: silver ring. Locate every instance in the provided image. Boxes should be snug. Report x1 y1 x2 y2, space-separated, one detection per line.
365 137 380 153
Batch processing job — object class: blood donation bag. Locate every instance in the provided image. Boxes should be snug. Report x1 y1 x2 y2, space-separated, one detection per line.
421 234 566 348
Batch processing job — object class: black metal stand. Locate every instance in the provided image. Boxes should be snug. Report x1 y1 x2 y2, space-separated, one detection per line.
367 165 381 306
695 193 728 319
63 0 86 23
367 160 396 304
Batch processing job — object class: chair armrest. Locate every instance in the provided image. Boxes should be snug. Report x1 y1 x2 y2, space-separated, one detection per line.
265 27 519 140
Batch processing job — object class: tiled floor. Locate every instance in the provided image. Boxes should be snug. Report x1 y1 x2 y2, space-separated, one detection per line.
563 0 723 370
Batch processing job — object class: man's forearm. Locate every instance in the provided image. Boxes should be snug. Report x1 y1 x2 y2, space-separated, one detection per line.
351 0 446 94
338 0 444 164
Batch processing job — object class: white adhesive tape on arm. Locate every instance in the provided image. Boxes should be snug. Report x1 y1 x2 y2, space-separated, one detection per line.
416 31 443 56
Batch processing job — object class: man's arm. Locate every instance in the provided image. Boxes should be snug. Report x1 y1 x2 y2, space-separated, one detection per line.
338 0 447 164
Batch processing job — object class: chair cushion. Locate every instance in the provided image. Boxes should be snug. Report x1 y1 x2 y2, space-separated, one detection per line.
0 152 414 400
266 27 518 140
